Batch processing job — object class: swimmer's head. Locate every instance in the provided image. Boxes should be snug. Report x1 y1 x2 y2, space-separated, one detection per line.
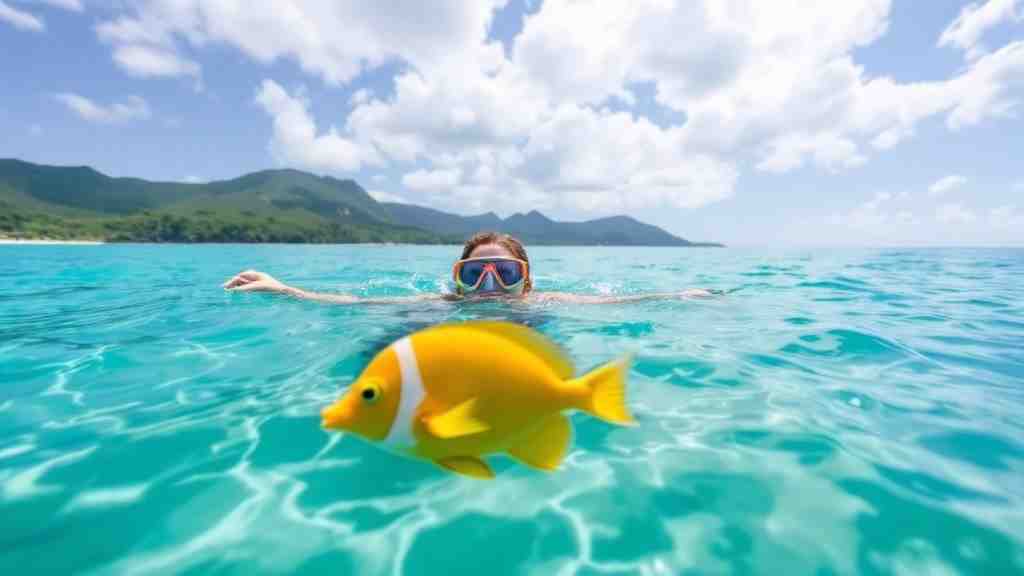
454 232 533 296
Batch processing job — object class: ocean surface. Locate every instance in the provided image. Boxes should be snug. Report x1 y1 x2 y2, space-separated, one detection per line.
1 244 1023 575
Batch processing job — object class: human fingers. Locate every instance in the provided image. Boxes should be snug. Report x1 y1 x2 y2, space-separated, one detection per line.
223 275 245 289
223 274 259 289
230 281 270 292
223 270 268 289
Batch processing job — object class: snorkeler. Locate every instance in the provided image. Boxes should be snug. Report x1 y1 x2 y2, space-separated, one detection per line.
222 231 714 304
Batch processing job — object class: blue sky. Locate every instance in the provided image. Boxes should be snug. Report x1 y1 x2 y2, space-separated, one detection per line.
1 0 1022 246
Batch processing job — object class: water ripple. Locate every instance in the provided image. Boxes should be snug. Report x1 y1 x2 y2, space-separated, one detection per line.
1 245 1023 575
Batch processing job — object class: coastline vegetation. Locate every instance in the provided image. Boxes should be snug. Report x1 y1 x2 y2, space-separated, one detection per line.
0 204 450 244
0 159 722 246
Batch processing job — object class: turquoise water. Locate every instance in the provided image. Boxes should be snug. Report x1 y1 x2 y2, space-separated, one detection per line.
2 245 1023 575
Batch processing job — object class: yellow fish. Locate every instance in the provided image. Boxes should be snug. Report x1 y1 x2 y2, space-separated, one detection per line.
321 321 634 479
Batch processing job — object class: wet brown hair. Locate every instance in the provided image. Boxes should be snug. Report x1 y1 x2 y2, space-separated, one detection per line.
459 231 532 293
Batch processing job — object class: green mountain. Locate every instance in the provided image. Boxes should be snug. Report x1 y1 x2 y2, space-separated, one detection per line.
0 159 722 246
383 204 719 246
0 159 445 243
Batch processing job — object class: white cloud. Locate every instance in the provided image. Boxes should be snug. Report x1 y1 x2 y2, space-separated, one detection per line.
92 1 1024 216
28 123 42 136
757 132 867 173
0 1 43 31
53 93 151 123
112 44 200 78
1015 179 1024 191
254 79 381 173
928 175 968 197
512 0 898 173
95 1 504 85
944 42 1024 130
96 16 172 46
350 89 372 107
96 14 200 81
402 168 462 192
516 104 737 211
182 175 203 184
938 0 1022 60
936 202 978 224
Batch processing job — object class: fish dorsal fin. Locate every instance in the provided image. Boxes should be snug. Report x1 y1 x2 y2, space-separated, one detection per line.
423 398 490 439
436 456 495 479
507 413 572 471
454 321 574 379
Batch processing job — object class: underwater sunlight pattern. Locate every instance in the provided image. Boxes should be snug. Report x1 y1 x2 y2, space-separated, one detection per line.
1 244 1023 575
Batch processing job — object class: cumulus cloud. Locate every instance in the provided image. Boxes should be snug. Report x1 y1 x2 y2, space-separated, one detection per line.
254 79 380 173
112 44 200 78
349 89 372 107
0 1 43 31
402 168 462 192
945 42 1024 130
94 1 505 85
936 203 978 224
928 175 968 197
53 93 151 123
757 132 867 173
90 1 1024 216
516 104 737 210
96 18 200 80
938 0 1022 60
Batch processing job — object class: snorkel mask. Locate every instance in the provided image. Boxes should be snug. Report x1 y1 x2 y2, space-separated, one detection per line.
453 257 528 296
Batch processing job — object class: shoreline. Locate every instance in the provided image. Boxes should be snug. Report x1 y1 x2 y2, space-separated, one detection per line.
0 238 105 245
0 239 724 247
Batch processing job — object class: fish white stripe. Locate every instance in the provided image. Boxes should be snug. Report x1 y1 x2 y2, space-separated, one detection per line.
382 336 425 452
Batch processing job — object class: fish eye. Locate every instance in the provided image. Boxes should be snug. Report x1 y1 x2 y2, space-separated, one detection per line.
360 383 381 404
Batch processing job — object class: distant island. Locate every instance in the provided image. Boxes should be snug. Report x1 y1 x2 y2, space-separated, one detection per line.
0 159 723 246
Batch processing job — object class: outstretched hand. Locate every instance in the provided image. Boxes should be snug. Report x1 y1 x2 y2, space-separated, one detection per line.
678 288 715 298
222 270 293 294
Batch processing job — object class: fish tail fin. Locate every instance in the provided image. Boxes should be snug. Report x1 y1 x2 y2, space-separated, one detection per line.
570 355 635 426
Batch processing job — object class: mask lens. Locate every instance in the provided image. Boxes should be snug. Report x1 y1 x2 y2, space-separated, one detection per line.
495 260 523 285
459 261 485 286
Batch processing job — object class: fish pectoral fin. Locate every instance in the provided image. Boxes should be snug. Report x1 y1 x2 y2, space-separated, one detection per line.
507 413 572 471
436 456 495 479
423 398 490 439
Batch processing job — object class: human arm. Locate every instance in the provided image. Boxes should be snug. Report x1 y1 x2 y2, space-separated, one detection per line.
222 270 451 304
532 288 718 304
